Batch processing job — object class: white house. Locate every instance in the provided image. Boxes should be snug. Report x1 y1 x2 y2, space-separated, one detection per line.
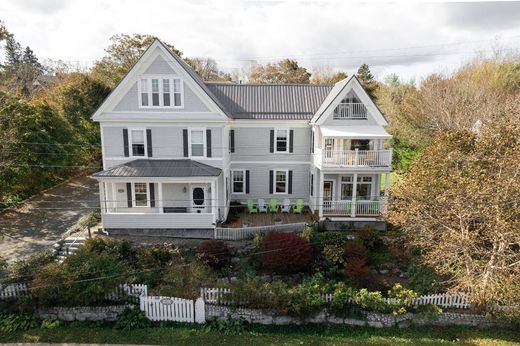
91 39 392 237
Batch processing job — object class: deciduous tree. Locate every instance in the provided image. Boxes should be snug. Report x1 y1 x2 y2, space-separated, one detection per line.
310 65 347 84
250 59 310 84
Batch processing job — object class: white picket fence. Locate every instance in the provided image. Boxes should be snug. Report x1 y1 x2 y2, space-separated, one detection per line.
215 222 306 241
139 296 205 323
202 287 471 309
105 283 148 302
0 283 29 300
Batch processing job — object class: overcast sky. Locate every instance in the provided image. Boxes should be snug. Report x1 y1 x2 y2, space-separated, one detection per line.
2 0 520 82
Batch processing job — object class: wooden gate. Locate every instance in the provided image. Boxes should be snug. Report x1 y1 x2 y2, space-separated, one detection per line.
139 296 205 323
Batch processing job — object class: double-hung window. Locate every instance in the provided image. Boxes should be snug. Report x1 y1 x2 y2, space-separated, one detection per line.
275 129 289 153
274 170 288 194
190 129 205 157
232 170 245 194
133 183 148 207
130 129 146 157
139 76 183 108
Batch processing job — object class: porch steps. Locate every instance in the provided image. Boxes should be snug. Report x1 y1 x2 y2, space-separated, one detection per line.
53 237 86 262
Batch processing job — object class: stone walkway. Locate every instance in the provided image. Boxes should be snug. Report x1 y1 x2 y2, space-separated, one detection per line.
0 175 99 262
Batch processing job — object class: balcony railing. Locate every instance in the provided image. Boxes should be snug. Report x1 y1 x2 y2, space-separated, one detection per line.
333 103 367 119
315 148 392 168
323 198 385 217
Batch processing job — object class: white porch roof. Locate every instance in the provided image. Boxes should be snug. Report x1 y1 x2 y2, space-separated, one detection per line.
320 126 392 139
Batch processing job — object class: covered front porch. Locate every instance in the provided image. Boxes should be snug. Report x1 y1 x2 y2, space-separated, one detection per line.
93 159 222 230
312 172 390 219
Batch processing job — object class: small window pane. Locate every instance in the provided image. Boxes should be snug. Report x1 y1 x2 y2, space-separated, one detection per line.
173 79 181 92
174 93 181 106
134 183 148 207
163 79 170 92
131 130 145 156
232 171 244 193
151 79 159 92
275 171 286 193
191 131 203 143
152 93 159 106
276 129 288 152
141 79 148 106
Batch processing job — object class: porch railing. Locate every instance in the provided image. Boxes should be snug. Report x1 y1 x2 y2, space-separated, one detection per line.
316 148 392 168
333 103 367 119
323 198 384 217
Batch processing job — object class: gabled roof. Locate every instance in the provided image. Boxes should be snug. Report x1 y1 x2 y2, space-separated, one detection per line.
91 38 230 120
206 83 333 120
311 75 387 125
93 159 222 178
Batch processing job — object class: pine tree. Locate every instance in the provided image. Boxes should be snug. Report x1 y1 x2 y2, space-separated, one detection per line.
356 63 378 99
4 37 22 68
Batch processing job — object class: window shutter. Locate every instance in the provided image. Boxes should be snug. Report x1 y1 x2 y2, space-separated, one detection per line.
146 129 153 157
183 129 188 157
310 173 314 196
123 129 129 157
245 170 250 194
149 183 155 208
288 170 293 194
206 129 212 157
311 131 314 154
126 183 132 208
269 130 274 153
230 130 235 153
269 170 273 194
289 130 294 153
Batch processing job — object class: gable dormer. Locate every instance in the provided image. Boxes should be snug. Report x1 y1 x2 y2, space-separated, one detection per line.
91 39 229 121
310 75 387 127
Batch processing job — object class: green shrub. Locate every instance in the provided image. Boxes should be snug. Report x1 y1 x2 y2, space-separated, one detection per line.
0 313 39 333
197 240 232 270
357 229 384 250
82 237 134 262
322 244 345 266
41 317 61 329
329 282 360 318
135 245 179 285
407 262 442 294
312 231 349 253
387 283 418 315
9 251 54 283
31 248 128 307
286 276 326 318
204 317 247 335
260 232 314 274
114 308 151 330
353 289 388 313
160 260 216 299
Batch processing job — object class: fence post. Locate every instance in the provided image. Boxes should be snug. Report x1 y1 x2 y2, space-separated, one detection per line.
195 297 205 324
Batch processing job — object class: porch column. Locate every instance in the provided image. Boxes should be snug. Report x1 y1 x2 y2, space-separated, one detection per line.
350 173 358 217
211 180 217 223
99 182 106 213
318 170 324 218
111 182 118 212
158 182 163 213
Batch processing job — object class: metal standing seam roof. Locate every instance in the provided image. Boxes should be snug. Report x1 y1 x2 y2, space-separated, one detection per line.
92 159 222 178
206 83 334 120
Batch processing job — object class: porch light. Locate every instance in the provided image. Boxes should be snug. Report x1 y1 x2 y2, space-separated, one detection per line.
183 186 187 193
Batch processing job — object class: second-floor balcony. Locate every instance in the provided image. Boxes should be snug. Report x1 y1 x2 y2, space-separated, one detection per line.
315 148 392 168
333 103 367 119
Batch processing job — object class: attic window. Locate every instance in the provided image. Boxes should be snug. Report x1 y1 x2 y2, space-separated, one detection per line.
139 76 183 108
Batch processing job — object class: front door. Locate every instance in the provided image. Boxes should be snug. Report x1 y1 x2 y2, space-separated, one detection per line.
191 186 207 213
323 180 334 210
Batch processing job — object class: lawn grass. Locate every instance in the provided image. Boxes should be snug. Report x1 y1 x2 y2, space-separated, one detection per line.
1 323 518 345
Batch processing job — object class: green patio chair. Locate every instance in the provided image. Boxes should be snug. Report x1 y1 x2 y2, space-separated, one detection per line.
269 198 279 213
293 199 304 214
247 199 258 214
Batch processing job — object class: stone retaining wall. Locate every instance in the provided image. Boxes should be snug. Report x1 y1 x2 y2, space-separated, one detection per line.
37 305 132 321
205 304 507 328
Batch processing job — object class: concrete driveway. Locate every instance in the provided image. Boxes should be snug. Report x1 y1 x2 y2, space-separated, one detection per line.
0 175 99 262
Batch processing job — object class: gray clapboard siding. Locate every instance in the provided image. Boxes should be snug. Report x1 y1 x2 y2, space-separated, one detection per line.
112 56 210 113
229 163 310 201
231 127 311 162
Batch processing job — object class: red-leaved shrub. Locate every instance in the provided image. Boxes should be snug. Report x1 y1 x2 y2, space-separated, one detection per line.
344 240 368 260
196 240 232 269
260 232 314 274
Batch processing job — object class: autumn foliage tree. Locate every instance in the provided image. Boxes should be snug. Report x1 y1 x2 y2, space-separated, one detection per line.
389 119 520 308
250 59 311 84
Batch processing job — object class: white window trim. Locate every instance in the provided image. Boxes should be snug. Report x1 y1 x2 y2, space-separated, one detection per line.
274 128 290 153
273 169 289 195
188 127 207 158
231 169 246 194
132 182 150 208
137 75 184 109
128 127 147 158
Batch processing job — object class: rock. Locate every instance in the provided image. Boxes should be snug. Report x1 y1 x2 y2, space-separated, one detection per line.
230 276 238 282
379 269 389 275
